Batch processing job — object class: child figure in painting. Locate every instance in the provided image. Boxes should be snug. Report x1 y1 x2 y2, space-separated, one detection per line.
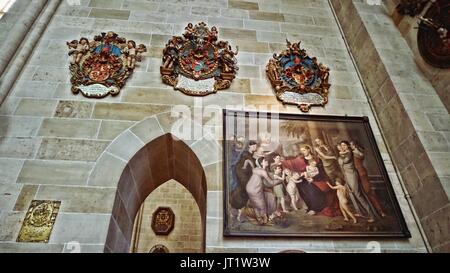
302 160 319 182
327 179 357 224
271 165 288 213
286 171 302 211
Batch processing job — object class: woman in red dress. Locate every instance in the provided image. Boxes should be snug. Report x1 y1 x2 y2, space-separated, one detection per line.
282 145 339 217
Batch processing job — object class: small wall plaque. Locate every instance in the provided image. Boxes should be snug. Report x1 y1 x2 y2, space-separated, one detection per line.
149 244 170 253
17 200 61 243
151 207 175 235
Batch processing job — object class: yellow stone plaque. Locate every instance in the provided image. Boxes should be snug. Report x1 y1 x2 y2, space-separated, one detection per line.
17 200 61 243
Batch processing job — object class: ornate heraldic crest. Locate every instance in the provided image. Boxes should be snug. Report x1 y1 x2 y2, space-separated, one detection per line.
266 40 330 112
160 22 238 96
67 31 147 98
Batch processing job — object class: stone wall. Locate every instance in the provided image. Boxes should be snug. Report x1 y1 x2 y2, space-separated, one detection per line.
132 180 202 253
382 0 450 113
0 0 429 252
330 0 450 252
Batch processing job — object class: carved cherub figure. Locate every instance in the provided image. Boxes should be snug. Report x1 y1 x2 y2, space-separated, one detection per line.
162 39 178 69
67 37 90 64
208 26 218 43
122 40 147 69
184 23 194 39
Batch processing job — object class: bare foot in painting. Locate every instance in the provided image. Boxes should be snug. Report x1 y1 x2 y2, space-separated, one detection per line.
353 218 357 224
381 212 386 218
367 218 375 223
237 209 243 222
344 218 349 222
307 210 316 216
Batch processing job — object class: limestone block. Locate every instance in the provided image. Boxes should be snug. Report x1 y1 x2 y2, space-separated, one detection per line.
88 152 127 187
13 184 38 212
0 137 40 159
0 116 42 137
107 130 143 161
14 98 58 117
92 102 171 121
37 118 100 138
97 120 135 140
49 213 110 244
54 100 93 119
37 138 109 161
17 160 93 186
0 158 24 184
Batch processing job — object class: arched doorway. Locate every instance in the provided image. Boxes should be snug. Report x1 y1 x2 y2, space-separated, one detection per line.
130 180 203 253
104 133 207 252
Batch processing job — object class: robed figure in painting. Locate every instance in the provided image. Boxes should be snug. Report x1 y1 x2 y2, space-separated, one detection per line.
338 141 379 222
282 145 339 217
246 157 282 224
230 141 258 221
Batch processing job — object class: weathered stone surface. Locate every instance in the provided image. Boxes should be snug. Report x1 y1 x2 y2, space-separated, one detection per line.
89 9 130 20
36 185 116 214
88 152 126 188
17 160 93 186
37 138 109 161
93 103 171 121
38 118 100 138
97 120 134 140
0 137 39 159
0 116 42 137
50 213 110 244
0 158 23 184
229 0 259 10
13 184 38 212
0 211 25 241
0 183 22 212
54 101 93 119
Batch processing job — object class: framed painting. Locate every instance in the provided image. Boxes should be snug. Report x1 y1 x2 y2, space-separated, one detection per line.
223 110 410 238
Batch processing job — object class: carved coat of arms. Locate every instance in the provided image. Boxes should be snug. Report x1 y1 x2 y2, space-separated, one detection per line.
266 40 330 112
160 22 238 96
67 31 147 98
151 207 175 235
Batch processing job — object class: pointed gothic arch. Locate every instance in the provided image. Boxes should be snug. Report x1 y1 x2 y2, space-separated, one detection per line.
104 133 207 252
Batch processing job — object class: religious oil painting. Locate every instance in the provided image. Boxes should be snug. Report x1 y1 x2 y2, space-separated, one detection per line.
223 110 410 238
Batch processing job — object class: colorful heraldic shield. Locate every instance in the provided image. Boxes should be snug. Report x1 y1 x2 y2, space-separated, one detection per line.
266 40 331 112
67 31 147 98
160 22 239 96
